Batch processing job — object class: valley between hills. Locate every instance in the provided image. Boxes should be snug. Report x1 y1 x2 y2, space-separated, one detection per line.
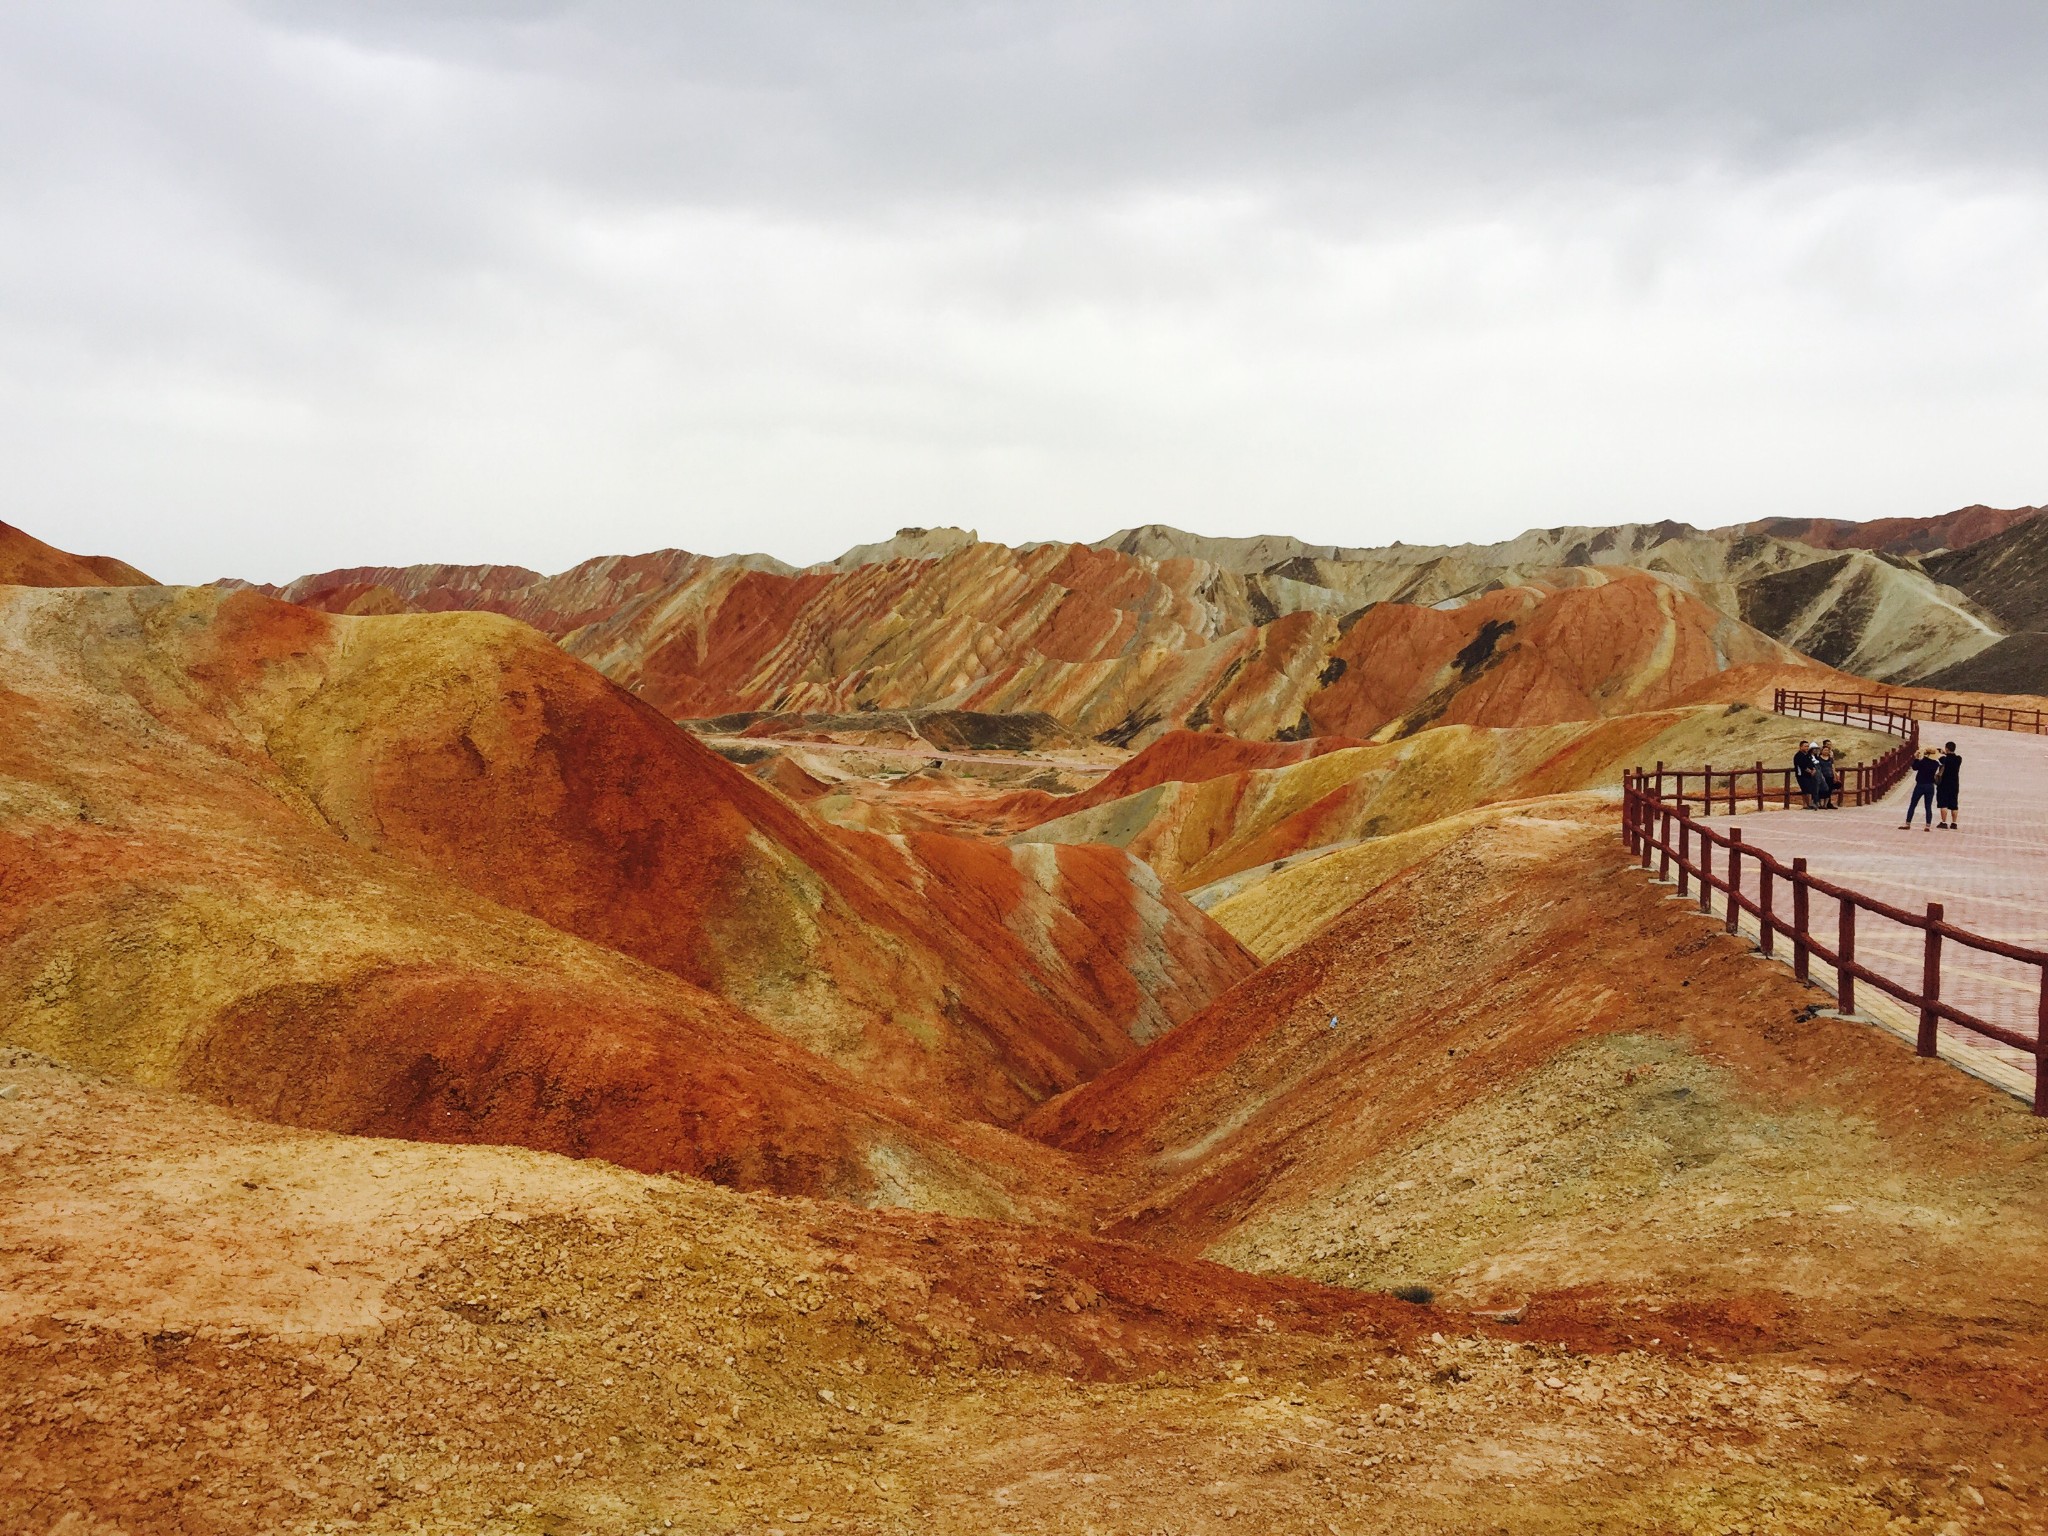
5 509 2048 1536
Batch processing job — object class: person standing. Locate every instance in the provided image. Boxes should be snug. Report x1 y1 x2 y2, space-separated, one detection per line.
1793 740 1818 809
1937 740 1963 830
1902 748 1940 830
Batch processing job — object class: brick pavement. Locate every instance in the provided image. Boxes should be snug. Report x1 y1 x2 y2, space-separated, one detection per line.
1700 722 2047 1095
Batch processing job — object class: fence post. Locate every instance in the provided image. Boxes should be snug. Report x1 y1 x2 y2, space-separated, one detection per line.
2036 965 2046 1118
1918 903 1944 1058
1755 760 1766 812
1759 857 1775 956
1791 858 1810 982
1658 803 1673 882
1726 830 1743 934
1699 826 1714 913
1838 897 1856 1014
1676 809 1691 898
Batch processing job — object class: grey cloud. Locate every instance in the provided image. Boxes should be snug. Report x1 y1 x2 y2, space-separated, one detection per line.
2 2 2045 582
243 2 2048 202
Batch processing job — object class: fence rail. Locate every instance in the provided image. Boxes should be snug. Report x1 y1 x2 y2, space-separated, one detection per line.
1620 693 2045 1113
1777 685 2048 737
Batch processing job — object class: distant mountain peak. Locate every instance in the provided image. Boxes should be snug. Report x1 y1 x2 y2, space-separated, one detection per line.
826 526 981 569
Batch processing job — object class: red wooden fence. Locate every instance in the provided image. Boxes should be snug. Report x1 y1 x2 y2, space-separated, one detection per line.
1777 686 2048 737
1630 707 1919 816
1621 695 2046 1113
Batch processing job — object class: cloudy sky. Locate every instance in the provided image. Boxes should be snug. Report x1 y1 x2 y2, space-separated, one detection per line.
5 2 2046 583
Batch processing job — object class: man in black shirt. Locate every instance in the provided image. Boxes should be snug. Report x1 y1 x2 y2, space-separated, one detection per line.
1793 741 1817 809
1937 741 1962 830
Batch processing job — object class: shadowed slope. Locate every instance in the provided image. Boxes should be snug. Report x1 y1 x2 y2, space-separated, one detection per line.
1925 511 2048 637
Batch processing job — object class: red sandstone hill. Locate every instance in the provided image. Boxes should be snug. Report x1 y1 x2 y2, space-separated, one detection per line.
241 597 1251 1120
0 520 155 587
0 583 1252 1208
270 540 1802 747
1298 570 1796 737
1735 503 2041 558
260 549 778 635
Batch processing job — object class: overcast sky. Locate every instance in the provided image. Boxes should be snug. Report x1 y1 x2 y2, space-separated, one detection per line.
5 2 2046 582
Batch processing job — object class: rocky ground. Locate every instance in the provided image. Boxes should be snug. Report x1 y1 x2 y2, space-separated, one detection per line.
7 1043 2044 1536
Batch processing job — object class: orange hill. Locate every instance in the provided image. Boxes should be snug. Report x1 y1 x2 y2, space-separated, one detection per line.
1299 571 1795 738
0 520 155 587
235 594 1251 1121
0 584 1255 1208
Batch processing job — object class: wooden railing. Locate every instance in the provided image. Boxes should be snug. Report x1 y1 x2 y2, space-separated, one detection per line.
1777 686 2048 737
1621 724 2045 1114
1631 697 1919 816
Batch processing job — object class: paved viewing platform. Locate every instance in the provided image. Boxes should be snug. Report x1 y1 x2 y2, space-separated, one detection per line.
1701 721 2048 1097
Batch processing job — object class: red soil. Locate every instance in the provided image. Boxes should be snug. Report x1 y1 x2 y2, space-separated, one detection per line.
3 749 1063 1211
753 752 835 800
1741 503 2042 557
178 955 1042 1203
0 519 155 587
1307 572 1790 739
1664 658 1866 709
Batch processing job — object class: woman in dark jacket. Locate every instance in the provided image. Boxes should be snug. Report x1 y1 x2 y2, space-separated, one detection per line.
1902 749 1940 830
1937 742 1962 830
1815 740 1839 809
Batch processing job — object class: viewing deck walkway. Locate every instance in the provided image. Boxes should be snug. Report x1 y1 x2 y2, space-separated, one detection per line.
1700 722 2048 1098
